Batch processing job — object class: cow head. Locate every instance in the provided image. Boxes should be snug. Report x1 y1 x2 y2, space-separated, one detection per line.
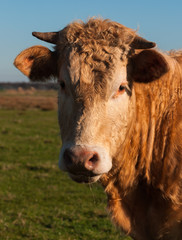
14 19 169 183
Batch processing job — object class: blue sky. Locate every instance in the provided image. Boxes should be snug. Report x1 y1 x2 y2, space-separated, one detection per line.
0 0 182 82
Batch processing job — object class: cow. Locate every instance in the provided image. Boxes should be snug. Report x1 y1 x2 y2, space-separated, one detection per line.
14 18 182 240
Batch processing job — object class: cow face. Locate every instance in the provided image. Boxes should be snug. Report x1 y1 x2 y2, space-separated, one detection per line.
14 19 169 184
58 46 134 183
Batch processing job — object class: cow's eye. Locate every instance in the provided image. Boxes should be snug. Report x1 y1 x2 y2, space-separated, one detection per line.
118 85 125 93
112 84 126 98
60 81 65 90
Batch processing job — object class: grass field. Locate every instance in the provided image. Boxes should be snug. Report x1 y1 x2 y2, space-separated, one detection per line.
0 108 131 240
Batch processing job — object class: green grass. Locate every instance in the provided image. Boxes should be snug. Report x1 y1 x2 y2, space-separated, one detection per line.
0 109 131 240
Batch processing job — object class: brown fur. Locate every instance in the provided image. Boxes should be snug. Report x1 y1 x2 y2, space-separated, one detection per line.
101 51 182 239
14 18 182 240
14 45 58 81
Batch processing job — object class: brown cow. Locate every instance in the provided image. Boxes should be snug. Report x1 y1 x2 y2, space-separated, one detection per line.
14 18 182 240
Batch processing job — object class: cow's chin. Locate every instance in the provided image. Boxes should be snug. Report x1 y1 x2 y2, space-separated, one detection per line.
68 173 101 183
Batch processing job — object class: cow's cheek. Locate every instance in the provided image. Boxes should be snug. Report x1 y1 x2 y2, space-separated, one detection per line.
104 94 130 157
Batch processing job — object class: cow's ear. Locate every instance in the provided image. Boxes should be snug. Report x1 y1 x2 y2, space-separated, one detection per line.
130 50 169 83
14 45 57 81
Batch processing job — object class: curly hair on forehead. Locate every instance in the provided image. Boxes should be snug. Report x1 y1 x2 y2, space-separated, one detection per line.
57 18 136 53
56 18 135 86
54 18 136 96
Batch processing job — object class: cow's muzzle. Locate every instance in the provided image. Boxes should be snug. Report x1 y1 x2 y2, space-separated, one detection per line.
59 145 112 183
64 147 99 173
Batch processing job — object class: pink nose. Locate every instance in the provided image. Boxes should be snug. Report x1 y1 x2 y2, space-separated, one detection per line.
63 146 100 175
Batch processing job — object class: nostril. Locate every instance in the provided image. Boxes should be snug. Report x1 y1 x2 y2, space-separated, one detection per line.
89 154 98 164
85 153 99 171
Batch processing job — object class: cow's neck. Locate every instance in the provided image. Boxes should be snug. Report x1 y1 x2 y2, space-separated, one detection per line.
114 57 182 193
100 56 182 238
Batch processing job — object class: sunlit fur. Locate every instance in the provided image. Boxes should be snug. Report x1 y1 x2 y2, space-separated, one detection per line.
14 18 182 240
101 52 182 239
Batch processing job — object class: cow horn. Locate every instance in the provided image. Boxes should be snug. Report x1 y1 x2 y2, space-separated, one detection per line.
32 31 59 44
130 36 156 49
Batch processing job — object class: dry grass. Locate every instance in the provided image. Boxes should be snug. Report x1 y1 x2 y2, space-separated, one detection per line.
0 88 58 110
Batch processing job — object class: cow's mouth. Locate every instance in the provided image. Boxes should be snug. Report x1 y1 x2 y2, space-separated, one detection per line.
68 173 101 183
